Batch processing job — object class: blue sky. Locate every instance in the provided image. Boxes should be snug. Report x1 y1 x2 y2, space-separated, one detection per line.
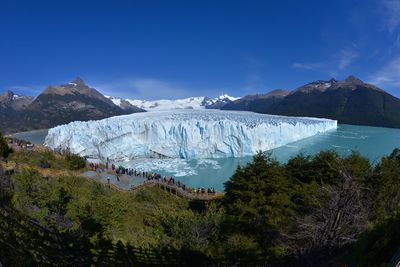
1 0 400 99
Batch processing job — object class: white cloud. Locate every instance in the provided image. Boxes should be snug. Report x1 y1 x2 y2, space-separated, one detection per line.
93 78 219 100
369 57 400 88
128 79 191 99
242 56 266 91
382 0 400 32
292 46 358 74
292 62 325 71
337 48 358 70
242 73 265 91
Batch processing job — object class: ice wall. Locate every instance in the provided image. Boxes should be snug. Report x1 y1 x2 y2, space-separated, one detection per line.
44 110 337 160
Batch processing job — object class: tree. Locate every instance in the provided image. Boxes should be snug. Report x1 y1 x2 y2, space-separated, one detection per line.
65 153 86 170
286 150 343 186
367 152 400 221
222 233 263 265
286 153 314 184
309 150 341 185
342 150 372 183
389 148 400 163
347 215 400 267
223 151 295 259
286 171 369 259
0 132 11 159
0 166 14 204
283 152 372 261
151 203 224 252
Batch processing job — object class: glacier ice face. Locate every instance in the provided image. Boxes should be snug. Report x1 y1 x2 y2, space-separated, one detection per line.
44 110 337 160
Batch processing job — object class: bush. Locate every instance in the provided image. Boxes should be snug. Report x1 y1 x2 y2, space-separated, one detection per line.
39 159 51 169
0 132 11 159
348 215 400 266
0 167 14 203
65 153 86 170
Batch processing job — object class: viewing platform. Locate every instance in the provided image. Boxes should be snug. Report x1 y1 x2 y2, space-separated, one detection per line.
81 164 224 202
134 179 224 201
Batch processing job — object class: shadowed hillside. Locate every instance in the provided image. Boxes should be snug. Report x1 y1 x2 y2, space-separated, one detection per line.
223 76 400 128
0 78 145 133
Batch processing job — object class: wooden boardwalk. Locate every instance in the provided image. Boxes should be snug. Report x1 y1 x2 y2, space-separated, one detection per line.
129 179 223 201
84 162 224 201
82 168 224 202
154 180 223 201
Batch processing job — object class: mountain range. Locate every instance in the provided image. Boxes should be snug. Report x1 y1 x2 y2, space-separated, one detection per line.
0 78 145 133
106 94 239 111
0 78 238 133
222 76 400 128
2 75 400 133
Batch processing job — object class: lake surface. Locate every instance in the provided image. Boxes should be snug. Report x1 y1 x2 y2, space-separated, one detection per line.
13 124 400 191
121 124 400 191
12 129 48 144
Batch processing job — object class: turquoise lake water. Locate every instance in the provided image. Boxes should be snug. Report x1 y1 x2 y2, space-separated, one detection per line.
12 129 48 144
13 124 400 191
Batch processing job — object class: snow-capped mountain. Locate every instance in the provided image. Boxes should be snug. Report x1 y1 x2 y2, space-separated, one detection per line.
45 109 337 160
202 94 240 109
0 90 34 111
105 94 239 111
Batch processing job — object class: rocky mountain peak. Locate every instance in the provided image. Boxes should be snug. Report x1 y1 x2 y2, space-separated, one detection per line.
343 75 363 85
0 90 34 111
44 77 96 96
329 75 382 92
0 90 14 100
265 89 290 98
293 79 337 94
70 77 86 86
344 75 363 83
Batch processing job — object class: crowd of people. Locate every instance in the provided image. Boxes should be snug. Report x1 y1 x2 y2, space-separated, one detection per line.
146 173 217 195
88 160 217 195
6 137 34 150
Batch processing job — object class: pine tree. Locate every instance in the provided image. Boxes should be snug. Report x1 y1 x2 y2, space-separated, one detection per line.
223 151 295 257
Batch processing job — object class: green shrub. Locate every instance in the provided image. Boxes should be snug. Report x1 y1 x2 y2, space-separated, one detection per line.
65 153 86 170
0 132 11 159
39 159 51 169
0 169 14 203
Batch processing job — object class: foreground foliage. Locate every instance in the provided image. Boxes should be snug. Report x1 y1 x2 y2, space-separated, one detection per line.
222 150 400 265
1 148 400 266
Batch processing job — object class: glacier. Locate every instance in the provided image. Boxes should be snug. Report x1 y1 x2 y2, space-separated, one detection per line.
44 110 337 161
